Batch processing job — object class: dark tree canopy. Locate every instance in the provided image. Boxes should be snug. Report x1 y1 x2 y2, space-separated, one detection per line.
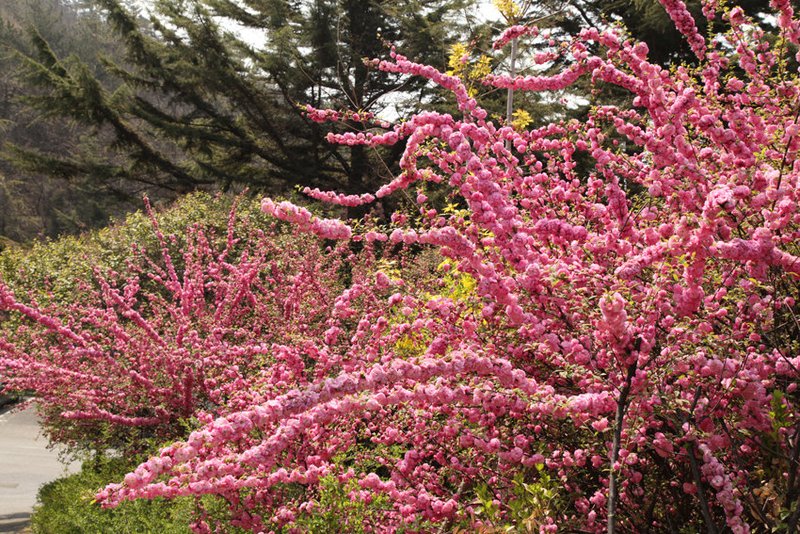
2 0 472 213
0 0 133 242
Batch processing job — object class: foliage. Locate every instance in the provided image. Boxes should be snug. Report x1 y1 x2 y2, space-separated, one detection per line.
0 192 269 304
0 0 134 241
82 1 800 533
30 453 247 534
293 473 395 533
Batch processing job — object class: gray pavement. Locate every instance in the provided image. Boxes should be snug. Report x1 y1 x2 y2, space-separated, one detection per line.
0 404 79 533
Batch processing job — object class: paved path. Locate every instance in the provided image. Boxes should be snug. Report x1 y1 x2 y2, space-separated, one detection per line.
0 404 79 533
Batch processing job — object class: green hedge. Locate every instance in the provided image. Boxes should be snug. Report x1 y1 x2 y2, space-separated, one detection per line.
0 192 275 305
31 456 196 534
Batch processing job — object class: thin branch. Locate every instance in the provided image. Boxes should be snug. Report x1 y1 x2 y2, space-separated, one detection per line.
686 443 721 534
608 360 637 534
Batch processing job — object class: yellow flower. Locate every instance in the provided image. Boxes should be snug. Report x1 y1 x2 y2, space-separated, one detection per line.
472 55 492 79
447 43 469 77
512 108 533 131
493 0 521 20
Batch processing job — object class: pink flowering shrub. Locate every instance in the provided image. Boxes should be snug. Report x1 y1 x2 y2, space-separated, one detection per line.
5 1 800 532
0 198 380 453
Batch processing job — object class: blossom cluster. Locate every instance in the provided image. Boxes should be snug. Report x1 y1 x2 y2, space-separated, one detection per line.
3 1 800 532
493 25 539 50
0 202 357 451
95 4 800 530
301 187 376 208
260 198 352 240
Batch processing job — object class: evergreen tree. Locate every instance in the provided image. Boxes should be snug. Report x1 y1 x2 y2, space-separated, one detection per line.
3 0 472 207
0 0 135 241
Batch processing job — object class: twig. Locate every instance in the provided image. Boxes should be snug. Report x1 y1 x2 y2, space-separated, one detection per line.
607 360 637 534
686 442 720 534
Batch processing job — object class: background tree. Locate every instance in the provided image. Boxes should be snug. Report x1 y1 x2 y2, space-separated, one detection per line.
1 0 473 223
0 0 135 242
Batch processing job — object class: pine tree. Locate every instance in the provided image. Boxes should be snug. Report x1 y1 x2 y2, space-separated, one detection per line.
3 0 473 206
0 0 136 241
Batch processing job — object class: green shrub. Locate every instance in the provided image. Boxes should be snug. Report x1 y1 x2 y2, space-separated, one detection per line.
293 474 393 534
0 191 274 305
31 456 194 534
31 454 250 534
